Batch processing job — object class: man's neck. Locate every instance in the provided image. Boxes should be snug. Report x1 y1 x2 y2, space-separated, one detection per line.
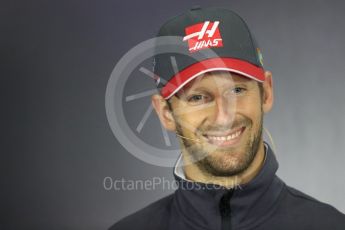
181 141 266 188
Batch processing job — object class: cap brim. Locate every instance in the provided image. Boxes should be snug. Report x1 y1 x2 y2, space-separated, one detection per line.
161 57 265 99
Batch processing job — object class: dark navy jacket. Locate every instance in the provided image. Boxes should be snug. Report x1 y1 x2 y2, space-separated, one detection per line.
110 144 345 230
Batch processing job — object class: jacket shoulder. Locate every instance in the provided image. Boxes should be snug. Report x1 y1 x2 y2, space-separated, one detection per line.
283 185 345 228
109 194 174 230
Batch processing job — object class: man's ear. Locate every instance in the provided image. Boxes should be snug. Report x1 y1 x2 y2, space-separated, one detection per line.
262 71 274 113
151 94 176 132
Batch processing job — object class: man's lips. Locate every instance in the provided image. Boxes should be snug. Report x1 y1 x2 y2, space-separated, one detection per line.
202 126 245 147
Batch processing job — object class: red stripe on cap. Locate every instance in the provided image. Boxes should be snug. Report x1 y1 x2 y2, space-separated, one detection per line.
161 57 265 99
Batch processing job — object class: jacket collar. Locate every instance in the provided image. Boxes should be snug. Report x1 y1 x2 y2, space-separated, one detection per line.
172 143 285 229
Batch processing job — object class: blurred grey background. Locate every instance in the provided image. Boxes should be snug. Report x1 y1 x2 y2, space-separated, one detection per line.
2 0 345 229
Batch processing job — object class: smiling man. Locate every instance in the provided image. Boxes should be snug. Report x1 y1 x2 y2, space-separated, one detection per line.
110 6 345 230
156 71 270 188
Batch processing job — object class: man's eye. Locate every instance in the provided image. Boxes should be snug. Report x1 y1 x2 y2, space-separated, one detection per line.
231 87 247 95
186 94 211 104
188 95 204 101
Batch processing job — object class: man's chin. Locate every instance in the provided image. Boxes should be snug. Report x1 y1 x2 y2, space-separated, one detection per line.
201 152 250 176
187 141 247 165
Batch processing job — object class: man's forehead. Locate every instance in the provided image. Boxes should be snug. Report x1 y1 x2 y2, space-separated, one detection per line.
180 71 253 92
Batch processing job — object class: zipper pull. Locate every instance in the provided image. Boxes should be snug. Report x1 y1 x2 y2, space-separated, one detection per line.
219 190 233 230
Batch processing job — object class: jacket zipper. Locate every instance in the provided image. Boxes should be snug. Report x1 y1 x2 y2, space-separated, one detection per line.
219 190 233 230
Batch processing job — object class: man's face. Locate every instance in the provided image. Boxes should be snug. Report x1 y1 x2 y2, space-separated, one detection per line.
168 71 265 176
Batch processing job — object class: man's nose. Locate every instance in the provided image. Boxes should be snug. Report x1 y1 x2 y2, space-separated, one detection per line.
211 96 236 126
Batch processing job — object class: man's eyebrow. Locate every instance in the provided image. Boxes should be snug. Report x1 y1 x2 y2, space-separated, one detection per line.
185 87 211 93
233 82 253 87
178 87 214 98
230 79 256 87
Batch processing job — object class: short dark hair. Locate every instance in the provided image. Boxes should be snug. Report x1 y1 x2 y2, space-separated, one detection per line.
257 82 264 101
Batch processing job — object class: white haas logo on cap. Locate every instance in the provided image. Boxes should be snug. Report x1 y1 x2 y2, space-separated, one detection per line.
183 21 223 53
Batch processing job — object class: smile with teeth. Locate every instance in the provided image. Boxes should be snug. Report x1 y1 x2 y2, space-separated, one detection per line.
207 130 242 141
204 127 245 146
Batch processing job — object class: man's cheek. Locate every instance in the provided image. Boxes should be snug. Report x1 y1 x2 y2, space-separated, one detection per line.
177 118 198 134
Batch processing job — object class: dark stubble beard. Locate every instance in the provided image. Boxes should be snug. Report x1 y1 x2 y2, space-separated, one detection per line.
175 112 263 177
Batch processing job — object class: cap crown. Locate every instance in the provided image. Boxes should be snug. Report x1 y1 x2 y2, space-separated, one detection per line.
154 7 263 86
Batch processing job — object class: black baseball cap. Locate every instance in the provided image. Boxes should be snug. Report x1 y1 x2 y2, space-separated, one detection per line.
153 6 265 99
